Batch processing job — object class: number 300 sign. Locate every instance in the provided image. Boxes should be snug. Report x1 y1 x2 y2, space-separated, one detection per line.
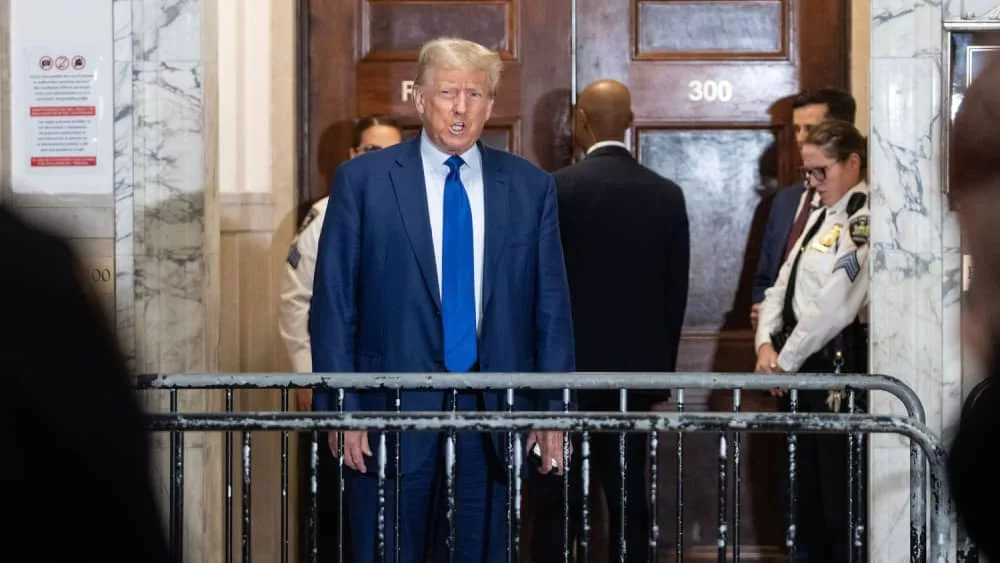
688 79 733 102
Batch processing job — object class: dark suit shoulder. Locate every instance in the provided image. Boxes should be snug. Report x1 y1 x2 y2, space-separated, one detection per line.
773 182 805 205
556 154 683 197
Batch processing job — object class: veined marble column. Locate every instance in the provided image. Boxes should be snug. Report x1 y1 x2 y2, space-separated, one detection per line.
115 0 224 560
866 0 988 561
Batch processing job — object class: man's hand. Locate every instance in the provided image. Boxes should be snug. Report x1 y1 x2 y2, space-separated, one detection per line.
754 343 787 396
328 431 372 472
527 431 571 475
750 303 761 332
295 389 313 412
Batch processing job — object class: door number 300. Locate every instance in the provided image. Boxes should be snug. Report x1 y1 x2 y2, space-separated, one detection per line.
688 79 733 102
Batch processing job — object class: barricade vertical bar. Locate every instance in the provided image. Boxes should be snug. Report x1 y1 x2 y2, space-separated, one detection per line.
648 425 659 562
226 389 234 563
786 389 799 559
716 432 728 563
446 389 457 563
847 389 857 563
675 389 685 561
280 389 289 563
732 389 742 563
506 389 515 563
337 388 346 563
377 430 387 563
581 431 591 563
394 388 402 563
242 430 252 563
563 388 572 563
308 431 319 563
619 388 628 563
850 389 866 562
169 389 184 562
911 442 927 563
513 426 523 563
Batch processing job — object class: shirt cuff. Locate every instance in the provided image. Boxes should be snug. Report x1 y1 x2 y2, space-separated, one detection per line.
754 331 772 354
776 351 800 373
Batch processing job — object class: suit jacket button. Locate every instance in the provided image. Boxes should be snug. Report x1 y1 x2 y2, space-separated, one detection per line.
435 309 441 317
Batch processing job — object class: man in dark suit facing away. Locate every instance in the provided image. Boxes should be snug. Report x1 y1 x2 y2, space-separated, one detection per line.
751 88 856 329
532 79 690 563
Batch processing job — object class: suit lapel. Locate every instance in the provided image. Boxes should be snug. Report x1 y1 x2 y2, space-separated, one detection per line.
389 137 442 310
480 142 509 316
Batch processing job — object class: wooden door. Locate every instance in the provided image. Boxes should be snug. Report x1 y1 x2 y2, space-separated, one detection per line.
303 0 849 560
304 0 573 203
573 1 848 559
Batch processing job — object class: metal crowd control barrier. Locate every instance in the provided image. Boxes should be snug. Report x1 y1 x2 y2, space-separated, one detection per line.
135 372 941 563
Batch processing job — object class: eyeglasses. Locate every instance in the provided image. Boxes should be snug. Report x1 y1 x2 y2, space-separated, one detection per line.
357 144 384 153
800 165 829 182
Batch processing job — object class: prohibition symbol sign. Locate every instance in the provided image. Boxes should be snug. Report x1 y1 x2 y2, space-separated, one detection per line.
54 56 69 70
38 56 52 70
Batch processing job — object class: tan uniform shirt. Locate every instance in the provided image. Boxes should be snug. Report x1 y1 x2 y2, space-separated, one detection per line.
755 182 870 372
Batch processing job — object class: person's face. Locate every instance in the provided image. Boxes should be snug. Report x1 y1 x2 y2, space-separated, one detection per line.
349 124 403 159
793 103 829 148
800 143 861 207
414 67 494 155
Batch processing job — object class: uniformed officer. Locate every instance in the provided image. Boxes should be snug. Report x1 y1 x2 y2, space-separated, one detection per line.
754 119 870 563
279 115 404 404
278 115 402 562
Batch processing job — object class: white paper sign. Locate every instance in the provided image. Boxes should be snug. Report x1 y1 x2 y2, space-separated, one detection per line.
9 0 113 195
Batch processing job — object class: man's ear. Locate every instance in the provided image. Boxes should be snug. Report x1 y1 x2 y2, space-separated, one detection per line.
413 85 426 115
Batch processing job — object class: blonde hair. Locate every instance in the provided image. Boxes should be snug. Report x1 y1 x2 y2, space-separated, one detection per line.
414 37 503 97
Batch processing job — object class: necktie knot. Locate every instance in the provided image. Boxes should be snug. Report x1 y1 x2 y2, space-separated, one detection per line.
445 155 465 175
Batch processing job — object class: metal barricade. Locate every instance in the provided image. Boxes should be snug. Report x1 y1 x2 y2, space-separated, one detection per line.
135 372 941 563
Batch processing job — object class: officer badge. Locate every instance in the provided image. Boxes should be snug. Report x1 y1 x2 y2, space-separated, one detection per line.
812 224 842 252
849 215 869 246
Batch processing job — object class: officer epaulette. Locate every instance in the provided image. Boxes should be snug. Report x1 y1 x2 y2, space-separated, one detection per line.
846 192 867 216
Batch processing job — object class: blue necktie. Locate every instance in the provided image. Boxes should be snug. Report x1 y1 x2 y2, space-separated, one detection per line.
441 155 477 372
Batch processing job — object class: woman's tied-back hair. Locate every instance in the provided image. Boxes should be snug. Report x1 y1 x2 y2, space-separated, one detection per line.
350 115 403 150
414 37 504 97
803 119 868 172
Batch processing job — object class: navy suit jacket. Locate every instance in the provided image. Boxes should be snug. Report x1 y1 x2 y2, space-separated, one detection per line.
752 182 805 304
310 135 575 473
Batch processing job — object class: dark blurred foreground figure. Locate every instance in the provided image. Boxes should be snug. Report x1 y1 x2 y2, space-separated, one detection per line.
0 205 169 562
947 54 1000 562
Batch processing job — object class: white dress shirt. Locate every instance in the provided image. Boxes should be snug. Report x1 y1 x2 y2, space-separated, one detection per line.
420 131 486 331
586 140 630 155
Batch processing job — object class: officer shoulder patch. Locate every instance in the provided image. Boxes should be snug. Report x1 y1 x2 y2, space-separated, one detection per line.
286 243 301 269
846 192 867 216
297 207 320 234
849 215 869 247
834 250 861 282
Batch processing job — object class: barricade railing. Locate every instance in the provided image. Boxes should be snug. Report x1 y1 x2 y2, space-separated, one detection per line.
135 372 942 563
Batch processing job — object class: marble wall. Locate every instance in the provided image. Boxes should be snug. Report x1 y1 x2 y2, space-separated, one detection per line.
868 0 997 561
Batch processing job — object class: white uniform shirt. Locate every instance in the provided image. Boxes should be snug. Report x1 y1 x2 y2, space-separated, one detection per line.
755 182 870 372
278 197 328 372
420 131 486 330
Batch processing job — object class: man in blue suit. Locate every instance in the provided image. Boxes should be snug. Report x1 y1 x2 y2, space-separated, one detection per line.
310 37 574 563
751 88 857 329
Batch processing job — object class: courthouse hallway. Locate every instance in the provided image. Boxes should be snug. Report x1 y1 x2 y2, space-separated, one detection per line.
0 0 991 561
